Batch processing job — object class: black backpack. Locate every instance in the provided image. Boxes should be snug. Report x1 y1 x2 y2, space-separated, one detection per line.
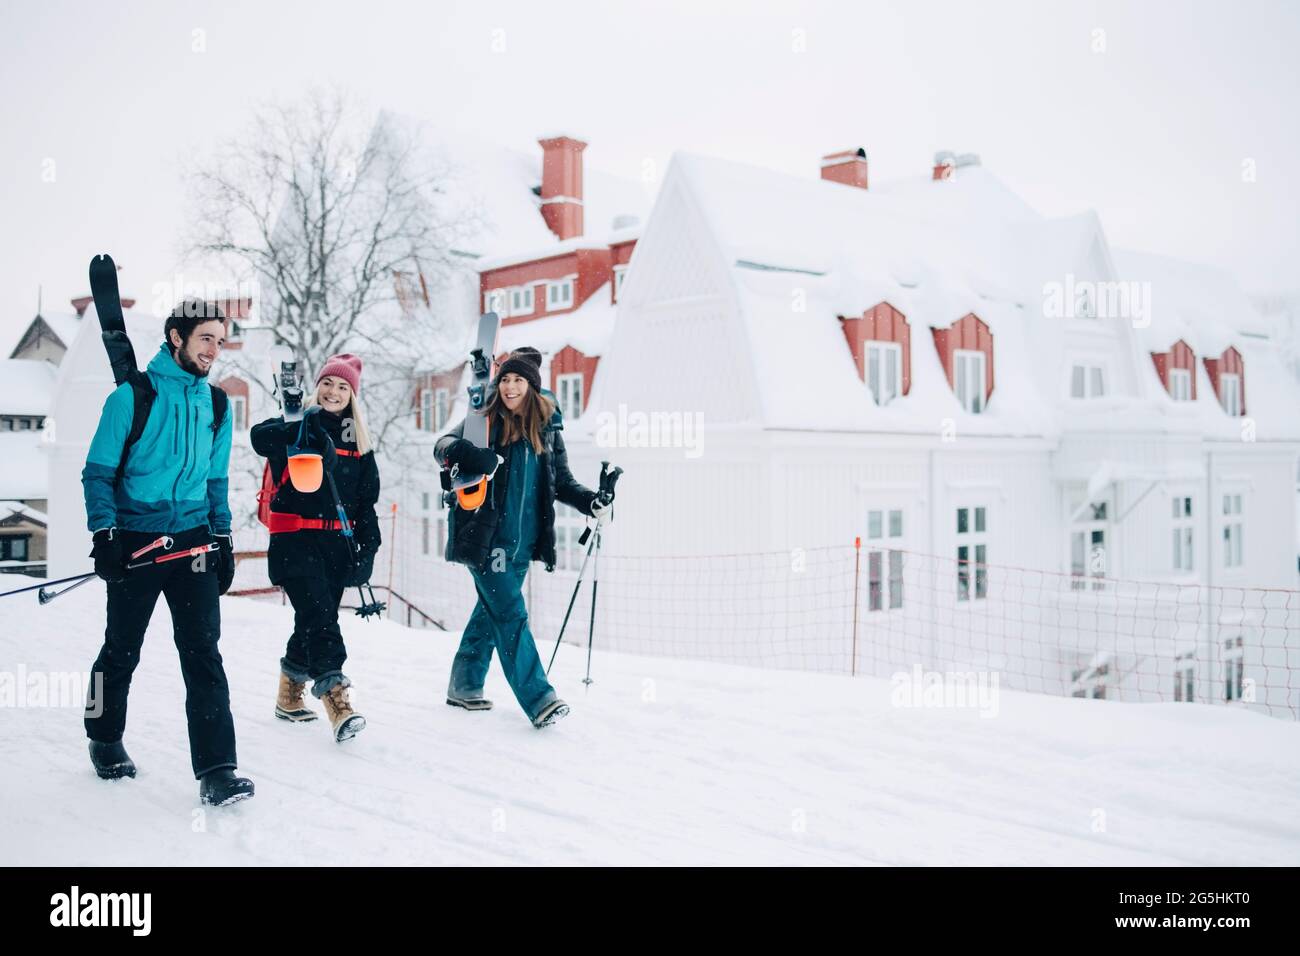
115 369 228 485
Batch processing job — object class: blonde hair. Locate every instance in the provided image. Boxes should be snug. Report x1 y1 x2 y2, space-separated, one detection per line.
304 380 373 455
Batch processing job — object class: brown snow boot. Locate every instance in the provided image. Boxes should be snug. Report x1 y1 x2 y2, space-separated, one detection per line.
320 681 366 742
275 672 317 722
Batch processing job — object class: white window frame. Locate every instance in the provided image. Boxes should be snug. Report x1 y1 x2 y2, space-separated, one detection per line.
557 372 584 420
1169 367 1192 401
1069 361 1106 400
1070 496 1110 591
865 341 902 406
511 285 535 316
955 505 989 602
434 387 449 431
229 394 248 432
865 506 907 611
546 278 575 311
1171 494 1194 573
613 266 627 302
485 289 507 315
420 388 433 432
1222 492 1244 570
1220 372 1242 416
953 349 986 414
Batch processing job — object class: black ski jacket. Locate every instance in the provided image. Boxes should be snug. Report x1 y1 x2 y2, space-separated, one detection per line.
251 409 381 583
435 408 596 572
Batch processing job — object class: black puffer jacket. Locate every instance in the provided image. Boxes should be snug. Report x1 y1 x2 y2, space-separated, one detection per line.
435 408 595 572
251 409 381 583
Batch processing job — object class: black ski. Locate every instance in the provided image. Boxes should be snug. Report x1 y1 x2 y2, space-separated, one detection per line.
268 344 305 422
88 253 137 387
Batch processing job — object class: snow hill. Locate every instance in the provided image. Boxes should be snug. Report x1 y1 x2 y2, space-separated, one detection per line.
1 576 1298 866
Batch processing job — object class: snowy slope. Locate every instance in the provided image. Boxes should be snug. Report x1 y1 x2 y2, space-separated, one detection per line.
1 577 1298 866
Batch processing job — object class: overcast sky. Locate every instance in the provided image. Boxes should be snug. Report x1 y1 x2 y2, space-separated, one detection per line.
2 0 1297 353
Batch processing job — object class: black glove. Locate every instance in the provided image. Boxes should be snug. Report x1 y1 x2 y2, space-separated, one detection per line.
90 528 124 583
347 547 376 587
590 490 615 519
302 408 337 472
214 533 235 595
444 438 499 477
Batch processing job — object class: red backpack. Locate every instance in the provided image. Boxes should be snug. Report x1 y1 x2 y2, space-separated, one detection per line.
256 461 289 529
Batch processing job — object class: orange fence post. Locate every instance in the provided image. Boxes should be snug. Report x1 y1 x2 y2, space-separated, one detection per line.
387 502 398 619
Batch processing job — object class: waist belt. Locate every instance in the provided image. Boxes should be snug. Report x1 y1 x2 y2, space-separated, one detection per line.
268 512 344 534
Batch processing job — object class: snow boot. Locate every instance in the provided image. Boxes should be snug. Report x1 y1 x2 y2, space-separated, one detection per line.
321 682 366 742
531 699 570 729
446 695 493 711
275 672 318 722
89 739 136 780
199 768 254 806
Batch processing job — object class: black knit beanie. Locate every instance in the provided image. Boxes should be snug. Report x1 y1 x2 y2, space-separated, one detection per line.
494 353 542 392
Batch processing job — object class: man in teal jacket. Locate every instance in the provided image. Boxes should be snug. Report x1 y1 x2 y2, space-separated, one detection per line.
81 299 254 806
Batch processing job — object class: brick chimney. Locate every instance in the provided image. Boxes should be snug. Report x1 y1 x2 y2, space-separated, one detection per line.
933 150 955 181
821 148 868 189
538 135 587 241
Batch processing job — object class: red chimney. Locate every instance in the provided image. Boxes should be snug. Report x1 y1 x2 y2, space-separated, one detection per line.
72 294 135 316
821 148 868 189
538 135 587 241
933 150 955 181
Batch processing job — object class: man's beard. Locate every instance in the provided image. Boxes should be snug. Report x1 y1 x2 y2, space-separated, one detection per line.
176 349 209 378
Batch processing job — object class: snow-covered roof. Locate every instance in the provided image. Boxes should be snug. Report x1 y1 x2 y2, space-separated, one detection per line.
497 286 618 359
584 149 1300 443
36 312 82 349
375 112 652 263
0 359 57 415
0 432 47 498
0 500 47 524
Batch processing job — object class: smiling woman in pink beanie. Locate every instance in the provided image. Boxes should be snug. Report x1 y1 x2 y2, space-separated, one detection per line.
250 352 381 743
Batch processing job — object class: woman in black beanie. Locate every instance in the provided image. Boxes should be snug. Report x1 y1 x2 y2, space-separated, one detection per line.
434 351 609 727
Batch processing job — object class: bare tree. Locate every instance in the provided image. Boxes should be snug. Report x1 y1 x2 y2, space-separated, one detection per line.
184 89 482 449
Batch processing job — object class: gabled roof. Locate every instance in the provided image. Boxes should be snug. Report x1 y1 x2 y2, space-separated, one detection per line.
9 312 81 358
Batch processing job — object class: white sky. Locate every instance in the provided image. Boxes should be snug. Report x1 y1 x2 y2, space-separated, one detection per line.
2 0 1297 353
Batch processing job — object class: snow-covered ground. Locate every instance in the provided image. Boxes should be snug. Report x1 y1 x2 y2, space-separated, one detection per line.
1 574 1298 866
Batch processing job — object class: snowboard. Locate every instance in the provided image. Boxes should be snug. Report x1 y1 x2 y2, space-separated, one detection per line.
452 311 502 509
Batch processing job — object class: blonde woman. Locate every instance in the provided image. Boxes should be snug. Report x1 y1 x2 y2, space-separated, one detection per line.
250 353 380 742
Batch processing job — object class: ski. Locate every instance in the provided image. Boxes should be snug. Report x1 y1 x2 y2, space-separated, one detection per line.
89 253 138 387
268 344 305 422
452 311 502 509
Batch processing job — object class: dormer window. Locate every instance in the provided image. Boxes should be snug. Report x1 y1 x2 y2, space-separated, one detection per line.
932 313 993 414
546 278 574 310
840 302 911 406
1151 340 1197 402
1203 346 1245 417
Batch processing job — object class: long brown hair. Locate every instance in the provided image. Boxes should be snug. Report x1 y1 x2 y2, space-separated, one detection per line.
485 364 555 454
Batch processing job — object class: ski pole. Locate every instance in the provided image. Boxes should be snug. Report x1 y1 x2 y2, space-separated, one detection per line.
545 525 599 676
324 470 386 619
1 571 97 600
37 574 98 604
583 524 601 687
130 535 174 560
